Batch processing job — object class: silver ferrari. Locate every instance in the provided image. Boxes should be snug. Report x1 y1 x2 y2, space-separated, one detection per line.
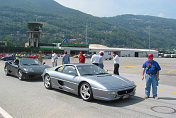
42 64 136 101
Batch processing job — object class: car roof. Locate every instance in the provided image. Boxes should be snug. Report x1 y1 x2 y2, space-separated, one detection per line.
64 63 93 66
19 58 37 61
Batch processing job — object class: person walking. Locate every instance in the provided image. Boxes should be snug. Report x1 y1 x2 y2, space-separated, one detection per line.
113 52 119 75
142 53 161 100
98 51 104 69
62 51 70 64
91 52 99 66
51 51 58 67
79 51 85 63
38 51 43 63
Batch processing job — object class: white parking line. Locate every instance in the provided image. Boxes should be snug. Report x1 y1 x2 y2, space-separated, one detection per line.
0 107 13 118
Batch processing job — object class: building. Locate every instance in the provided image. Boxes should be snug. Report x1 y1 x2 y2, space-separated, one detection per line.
89 44 158 57
58 43 89 55
27 23 43 48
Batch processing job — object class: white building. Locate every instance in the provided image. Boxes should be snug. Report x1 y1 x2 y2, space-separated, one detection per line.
89 44 158 57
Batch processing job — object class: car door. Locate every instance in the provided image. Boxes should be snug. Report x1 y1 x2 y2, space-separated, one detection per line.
5 61 13 74
10 60 19 76
61 65 78 93
51 65 78 94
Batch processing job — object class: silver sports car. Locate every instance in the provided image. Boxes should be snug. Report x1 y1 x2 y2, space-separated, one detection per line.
42 64 136 101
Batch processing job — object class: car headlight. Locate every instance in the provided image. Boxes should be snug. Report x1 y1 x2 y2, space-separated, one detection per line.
23 68 28 71
108 91 116 95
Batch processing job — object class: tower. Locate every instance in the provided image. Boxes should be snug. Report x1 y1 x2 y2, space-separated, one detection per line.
27 23 43 47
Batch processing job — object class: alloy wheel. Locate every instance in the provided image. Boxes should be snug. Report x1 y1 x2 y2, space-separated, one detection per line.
80 83 93 101
44 75 52 89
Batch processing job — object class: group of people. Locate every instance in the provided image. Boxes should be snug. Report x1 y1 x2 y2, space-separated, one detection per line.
91 51 119 75
15 52 26 60
16 50 161 100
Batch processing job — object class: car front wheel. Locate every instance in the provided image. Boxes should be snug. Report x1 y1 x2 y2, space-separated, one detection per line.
44 74 52 89
80 82 93 101
4 66 9 76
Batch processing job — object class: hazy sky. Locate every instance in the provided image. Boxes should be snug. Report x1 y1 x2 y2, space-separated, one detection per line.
55 0 175 19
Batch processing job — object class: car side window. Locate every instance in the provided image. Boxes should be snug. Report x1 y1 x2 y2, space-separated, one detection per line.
63 66 77 75
14 60 19 65
55 66 64 72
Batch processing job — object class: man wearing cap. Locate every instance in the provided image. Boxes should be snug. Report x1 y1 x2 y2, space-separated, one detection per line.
142 53 161 100
98 51 104 69
62 51 70 64
38 51 43 63
79 51 85 63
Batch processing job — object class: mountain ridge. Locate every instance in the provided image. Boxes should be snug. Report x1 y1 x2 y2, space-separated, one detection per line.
0 0 176 49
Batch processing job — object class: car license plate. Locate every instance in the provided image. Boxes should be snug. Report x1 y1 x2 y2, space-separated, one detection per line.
123 95 129 99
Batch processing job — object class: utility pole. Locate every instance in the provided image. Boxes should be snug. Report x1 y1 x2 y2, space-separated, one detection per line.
147 26 151 50
85 22 88 43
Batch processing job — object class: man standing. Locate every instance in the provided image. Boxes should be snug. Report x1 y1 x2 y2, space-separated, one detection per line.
91 52 99 66
98 51 104 69
38 51 43 63
51 51 58 67
142 53 161 100
62 51 70 64
79 51 85 63
113 52 119 75
15 52 21 60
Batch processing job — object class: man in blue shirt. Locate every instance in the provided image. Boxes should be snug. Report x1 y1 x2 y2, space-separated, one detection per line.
142 53 161 100
62 51 70 64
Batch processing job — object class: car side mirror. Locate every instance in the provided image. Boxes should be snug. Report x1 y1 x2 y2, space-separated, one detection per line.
105 69 108 72
43 62 46 65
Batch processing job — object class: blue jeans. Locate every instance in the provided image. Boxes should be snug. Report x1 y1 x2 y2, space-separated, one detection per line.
145 74 158 97
99 63 104 69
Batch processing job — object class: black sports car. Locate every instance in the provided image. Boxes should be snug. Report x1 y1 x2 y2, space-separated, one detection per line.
4 58 50 80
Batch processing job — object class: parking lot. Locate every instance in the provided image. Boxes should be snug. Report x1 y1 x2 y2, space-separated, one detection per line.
0 57 176 118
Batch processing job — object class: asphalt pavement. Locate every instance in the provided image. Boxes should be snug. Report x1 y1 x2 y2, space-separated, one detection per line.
0 57 176 118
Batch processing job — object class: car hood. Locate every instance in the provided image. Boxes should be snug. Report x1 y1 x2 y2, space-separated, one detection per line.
21 65 47 73
84 74 135 90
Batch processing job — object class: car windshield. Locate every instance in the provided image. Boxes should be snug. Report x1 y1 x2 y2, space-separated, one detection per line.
20 59 42 66
77 65 108 76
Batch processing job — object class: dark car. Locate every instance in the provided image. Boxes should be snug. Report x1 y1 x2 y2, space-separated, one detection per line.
4 58 50 80
1 54 15 61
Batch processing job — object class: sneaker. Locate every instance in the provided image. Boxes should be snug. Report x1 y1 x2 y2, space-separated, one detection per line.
144 96 149 99
154 97 159 100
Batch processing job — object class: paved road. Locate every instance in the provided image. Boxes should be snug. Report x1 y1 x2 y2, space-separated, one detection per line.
0 57 176 118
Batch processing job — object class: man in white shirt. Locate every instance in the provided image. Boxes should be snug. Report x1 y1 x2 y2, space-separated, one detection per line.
91 52 99 66
113 52 119 75
51 51 58 67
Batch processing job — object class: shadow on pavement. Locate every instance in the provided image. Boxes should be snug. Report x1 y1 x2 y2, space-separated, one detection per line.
50 88 145 107
24 78 43 82
158 97 176 100
93 96 145 107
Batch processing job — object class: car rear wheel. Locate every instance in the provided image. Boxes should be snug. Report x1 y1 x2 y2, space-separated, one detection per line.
4 66 9 76
44 74 52 89
18 70 24 80
80 82 93 101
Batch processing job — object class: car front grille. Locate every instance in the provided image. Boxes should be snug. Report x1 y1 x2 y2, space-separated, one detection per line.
117 88 134 95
